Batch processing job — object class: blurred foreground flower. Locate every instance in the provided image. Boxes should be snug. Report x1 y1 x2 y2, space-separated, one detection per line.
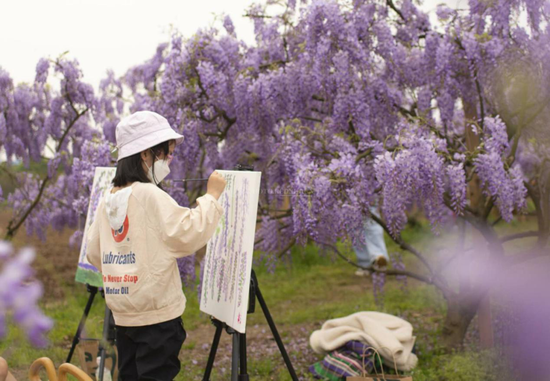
0 241 53 347
497 256 550 379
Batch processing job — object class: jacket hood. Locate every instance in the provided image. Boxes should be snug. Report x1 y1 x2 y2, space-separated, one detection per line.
104 186 133 230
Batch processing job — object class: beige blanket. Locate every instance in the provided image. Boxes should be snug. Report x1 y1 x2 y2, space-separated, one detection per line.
309 311 417 371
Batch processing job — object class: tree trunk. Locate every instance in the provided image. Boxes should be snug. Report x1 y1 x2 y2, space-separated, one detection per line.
441 296 479 350
463 97 495 348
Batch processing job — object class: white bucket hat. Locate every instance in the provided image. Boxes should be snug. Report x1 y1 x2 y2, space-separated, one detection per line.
115 111 184 161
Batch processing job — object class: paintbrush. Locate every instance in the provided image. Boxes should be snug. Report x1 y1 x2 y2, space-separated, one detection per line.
173 178 209 182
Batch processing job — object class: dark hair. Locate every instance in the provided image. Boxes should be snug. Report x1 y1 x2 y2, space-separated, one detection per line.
112 140 173 188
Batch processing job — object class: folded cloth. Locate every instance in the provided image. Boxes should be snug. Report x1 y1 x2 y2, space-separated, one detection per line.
309 341 388 380
310 312 417 371
309 343 371 380
309 351 361 381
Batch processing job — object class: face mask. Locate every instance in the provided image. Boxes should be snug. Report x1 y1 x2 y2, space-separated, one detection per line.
145 156 171 184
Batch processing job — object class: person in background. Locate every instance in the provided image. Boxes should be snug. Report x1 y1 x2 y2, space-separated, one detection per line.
353 206 389 276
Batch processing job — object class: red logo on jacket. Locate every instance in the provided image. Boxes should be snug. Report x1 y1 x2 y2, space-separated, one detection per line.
112 216 129 242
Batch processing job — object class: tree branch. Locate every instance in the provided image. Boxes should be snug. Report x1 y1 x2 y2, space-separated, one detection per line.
474 73 485 130
298 115 323 123
386 0 405 21
524 181 548 247
319 241 454 298
194 69 236 140
277 238 297 258
500 230 539 243
259 60 287 70
5 102 89 240
482 198 494 220
243 13 273 19
444 194 501 244
503 247 549 267
355 148 373 164
0 164 19 187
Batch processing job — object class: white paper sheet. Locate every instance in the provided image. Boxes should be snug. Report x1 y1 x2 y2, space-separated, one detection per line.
199 170 262 333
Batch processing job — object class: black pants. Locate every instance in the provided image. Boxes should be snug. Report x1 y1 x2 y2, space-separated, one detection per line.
115 317 187 381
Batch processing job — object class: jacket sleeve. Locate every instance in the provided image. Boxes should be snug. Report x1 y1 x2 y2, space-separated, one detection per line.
85 202 103 271
151 191 223 258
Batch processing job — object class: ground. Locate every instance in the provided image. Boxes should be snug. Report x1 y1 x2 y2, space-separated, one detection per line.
0 210 516 380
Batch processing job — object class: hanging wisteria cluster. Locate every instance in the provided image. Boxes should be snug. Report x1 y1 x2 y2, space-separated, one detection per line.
0 241 53 347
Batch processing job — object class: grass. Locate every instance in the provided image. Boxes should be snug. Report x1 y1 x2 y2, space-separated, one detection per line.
1 220 522 380
411 350 515 381
0 287 107 367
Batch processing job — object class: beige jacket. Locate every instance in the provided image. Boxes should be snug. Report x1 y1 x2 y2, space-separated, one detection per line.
86 182 222 327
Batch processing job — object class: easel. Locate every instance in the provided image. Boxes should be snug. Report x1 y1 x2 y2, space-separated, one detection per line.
203 270 298 381
66 284 116 381
202 164 298 381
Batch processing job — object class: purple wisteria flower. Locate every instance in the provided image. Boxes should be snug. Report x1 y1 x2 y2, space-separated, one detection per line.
0 241 53 347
